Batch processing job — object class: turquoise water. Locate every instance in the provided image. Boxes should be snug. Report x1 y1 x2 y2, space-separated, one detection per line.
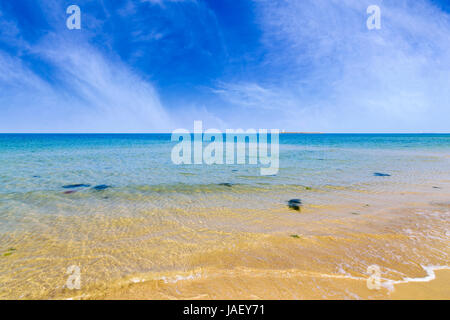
1 133 449 192
1 133 449 222
0 134 449 299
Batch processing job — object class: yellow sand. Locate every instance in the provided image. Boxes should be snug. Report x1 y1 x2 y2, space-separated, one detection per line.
90 268 450 300
1 193 448 300
85 205 450 300
390 269 450 300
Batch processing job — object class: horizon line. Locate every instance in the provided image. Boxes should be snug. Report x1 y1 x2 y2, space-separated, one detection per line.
0 132 449 135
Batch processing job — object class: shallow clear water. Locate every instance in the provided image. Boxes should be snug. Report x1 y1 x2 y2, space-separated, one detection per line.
0 134 449 299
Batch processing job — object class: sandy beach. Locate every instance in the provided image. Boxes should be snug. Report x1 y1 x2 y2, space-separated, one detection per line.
1 134 449 300
390 269 450 300
2 0 450 305
70 201 450 300
91 268 450 300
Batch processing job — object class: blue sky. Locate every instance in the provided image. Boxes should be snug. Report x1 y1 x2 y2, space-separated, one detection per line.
0 0 449 132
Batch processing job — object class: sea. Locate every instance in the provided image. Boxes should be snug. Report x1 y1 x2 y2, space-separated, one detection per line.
0 134 449 299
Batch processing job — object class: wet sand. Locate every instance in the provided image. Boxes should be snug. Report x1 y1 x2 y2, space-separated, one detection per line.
1 187 449 300
91 270 450 300
390 269 450 300
82 204 449 300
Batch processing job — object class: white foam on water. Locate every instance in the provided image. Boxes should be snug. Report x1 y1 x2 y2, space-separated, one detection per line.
126 272 204 286
161 272 202 284
381 265 450 292
130 277 146 283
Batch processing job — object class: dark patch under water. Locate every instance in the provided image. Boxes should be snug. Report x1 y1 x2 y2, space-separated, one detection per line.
288 199 302 211
92 185 111 191
218 183 233 187
62 184 91 189
373 172 391 177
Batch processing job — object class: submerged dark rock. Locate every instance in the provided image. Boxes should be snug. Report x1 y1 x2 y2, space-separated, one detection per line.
373 172 391 177
219 183 233 187
288 199 302 211
62 184 91 189
92 184 111 191
3 247 16 257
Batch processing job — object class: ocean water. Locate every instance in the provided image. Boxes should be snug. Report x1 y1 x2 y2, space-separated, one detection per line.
0 134 449 299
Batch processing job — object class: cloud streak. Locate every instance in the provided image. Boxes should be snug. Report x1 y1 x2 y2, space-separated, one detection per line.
1 0 450 132
215 0 450 132
0 2 172 133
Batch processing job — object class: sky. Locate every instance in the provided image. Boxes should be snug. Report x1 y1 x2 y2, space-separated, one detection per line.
0 0 449 133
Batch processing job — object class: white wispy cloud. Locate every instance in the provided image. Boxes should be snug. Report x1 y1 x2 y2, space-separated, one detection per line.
215 0 450 132
213 82 298 111
2 0 449 132
0 5 172 133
